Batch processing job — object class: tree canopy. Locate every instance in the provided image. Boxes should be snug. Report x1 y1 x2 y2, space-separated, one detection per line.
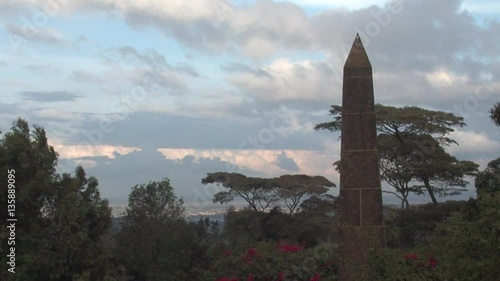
0 119 111 281
202 172 335 214
115 179 196 281
315 104 477 207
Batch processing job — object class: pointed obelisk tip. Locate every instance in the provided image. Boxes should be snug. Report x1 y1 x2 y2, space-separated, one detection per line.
345 34 371 68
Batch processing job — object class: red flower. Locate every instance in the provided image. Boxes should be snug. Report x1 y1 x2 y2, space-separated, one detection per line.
223 250 232 256
279 244 303 253
428 257 437 269
247 248 257 258
247 274 254 281
309 273 320 281
242 248 258 264
404 253 418 261
277 271 285 281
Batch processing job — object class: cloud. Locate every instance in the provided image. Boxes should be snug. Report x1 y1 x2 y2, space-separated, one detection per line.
24 64 62 76
101 46 200 95
6 24 72 48
448 130 500 155
156 148 338 178
70 70 104 84
33 108 85 121
49 142 142 159
20 91 82 102
275 151 300 171
227 59 338 103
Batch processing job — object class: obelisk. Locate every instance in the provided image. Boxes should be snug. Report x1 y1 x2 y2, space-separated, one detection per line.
338 34 385 280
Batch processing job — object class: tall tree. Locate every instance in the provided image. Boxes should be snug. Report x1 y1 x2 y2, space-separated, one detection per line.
115 179 196 281
315 104 477 206
0 119 112 280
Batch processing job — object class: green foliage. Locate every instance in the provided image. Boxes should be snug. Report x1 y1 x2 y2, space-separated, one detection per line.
316 104 476 207
490 102 500 126
372 187 500 280
114 179 197 281
202 172 335 214
315 104 465 144
475 157 500 196
0 119 112 281
384 201 468 248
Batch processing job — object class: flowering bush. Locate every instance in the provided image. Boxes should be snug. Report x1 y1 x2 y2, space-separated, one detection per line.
204 240 338 281
369 248 440 281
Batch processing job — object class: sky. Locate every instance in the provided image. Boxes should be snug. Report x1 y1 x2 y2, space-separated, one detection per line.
1 0 499 213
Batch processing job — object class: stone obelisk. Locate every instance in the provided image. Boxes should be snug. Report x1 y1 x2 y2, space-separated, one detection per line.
338 34 386 280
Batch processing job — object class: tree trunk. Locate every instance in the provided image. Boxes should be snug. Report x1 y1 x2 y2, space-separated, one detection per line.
400 196 410 209
423 178 438 205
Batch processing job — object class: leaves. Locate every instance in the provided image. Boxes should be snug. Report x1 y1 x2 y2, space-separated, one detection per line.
202 172 335 214
316 104 476 207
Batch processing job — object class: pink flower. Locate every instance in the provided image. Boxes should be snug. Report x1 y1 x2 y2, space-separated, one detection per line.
277 271 285 281
309 273 320 281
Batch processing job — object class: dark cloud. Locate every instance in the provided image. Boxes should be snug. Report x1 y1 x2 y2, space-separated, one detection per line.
20 91 82 102
61 148 245 206
62 111 325 152
275 151 300 171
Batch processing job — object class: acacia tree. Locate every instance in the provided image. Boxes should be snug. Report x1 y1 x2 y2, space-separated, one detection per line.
272 174 335 215
315 104 478 207
202 172 278 212
201 172 335 214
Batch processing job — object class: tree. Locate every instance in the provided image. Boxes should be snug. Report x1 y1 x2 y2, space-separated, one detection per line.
202 172 278 212
272 174 335 215
115 179 196 281
0 119 112 281
315 104 477 206
202 172 335 213
42 167 112 280
378 133 420 209
315 104 465 145
490 102 500 126
408 134 478 203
